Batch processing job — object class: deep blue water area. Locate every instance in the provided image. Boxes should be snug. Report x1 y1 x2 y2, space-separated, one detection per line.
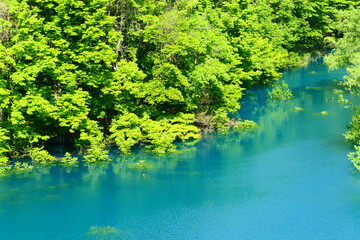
1 58 360 240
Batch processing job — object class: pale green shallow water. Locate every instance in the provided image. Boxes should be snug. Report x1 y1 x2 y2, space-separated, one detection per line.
1 58 360 240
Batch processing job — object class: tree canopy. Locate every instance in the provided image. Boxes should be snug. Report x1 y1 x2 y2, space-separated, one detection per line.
0 0 357 171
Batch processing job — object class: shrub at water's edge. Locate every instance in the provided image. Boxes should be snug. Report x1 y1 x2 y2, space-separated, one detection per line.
234 120 258 130
268 82 294 100
348 146 360 171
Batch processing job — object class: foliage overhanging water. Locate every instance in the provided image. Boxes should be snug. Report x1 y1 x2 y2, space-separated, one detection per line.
1 58 360 240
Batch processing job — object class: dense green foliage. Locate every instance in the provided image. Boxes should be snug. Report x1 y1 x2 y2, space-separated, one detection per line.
268 81 293 100
348 145 360 171
325 7 360 92
344 107 360 171
324 6 360 170
345 114 360 146
0 0 358 170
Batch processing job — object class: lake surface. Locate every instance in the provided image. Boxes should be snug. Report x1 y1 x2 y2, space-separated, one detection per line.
1 58 360 240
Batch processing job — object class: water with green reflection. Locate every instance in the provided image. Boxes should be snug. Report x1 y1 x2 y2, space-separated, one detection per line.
1 58 360 240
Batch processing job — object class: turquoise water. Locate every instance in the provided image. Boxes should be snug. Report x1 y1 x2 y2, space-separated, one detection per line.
1 58 360 240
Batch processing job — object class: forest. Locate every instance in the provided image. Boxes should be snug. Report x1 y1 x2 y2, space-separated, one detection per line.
0 0 360 172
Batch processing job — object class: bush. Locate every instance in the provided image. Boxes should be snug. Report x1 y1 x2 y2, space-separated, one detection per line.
83 146 110 163
269 81 293 100
62 152 78 166
234 120 258 130
0 156 11 174
29 148 55 164
348 145 360 171
344 107 360 145
13 162 34 172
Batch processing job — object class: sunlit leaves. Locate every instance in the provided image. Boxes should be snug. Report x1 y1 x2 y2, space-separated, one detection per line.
110 113 200 154
1 0 356 167
325 7 360 91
